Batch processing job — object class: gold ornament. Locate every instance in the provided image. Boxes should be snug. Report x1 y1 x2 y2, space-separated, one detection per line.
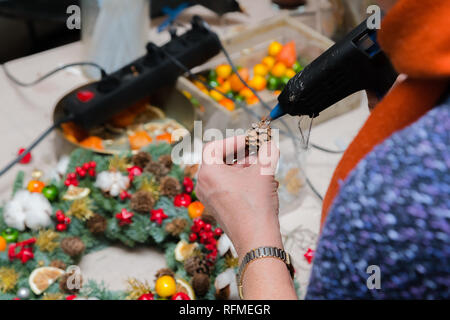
109 154 130 172
125 278 152 300
36 229 60 253
41 292 64 300
67 198 94 221
139 176 160 202
225 254 239 268
31 169 43 180
0 267 19 293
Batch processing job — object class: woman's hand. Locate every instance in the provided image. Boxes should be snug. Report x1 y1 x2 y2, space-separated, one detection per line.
195 136 281 258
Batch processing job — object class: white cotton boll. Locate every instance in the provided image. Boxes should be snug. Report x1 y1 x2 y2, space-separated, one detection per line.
217 234 238 258
109 183 120 197
94 171 130 197
3 198 26 231
47 155 70 180
24 210 52 230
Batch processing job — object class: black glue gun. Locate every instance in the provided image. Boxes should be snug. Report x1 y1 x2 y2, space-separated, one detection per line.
270 19 398 120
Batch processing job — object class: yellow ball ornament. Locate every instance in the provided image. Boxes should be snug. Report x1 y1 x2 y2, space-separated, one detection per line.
155 275 177 298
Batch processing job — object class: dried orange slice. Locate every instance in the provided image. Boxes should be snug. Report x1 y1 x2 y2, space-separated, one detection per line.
176 278 195 300
129 130 152 150
174 240 197 262
29 267 65 295
80 136 104 150
156 132 172 144
63 185 90 200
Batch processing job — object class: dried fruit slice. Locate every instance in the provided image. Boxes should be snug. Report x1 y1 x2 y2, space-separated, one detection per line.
29 267 65 295
63 185 90 201
176 278 195 300
174 240 197 262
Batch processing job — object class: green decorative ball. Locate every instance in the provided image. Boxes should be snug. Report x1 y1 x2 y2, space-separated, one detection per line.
2 228 19 243
268 76 280 91
293 61 303 73
42 185 59 202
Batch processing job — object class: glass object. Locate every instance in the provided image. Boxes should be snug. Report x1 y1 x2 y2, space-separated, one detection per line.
81 0 150 79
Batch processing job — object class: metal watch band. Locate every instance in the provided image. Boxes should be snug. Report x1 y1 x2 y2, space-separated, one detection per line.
237 246 294 299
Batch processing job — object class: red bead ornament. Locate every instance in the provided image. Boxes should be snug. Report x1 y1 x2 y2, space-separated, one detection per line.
137 293 154 300
172 292 190 300
55 210 66 222
188 233 197 242
119 190 131 201
127 166 143 181
56 223 67 232
116 208 134 226
8 238 36 264
64 161 96 186
54 210 71 231
304 248 315 264
150 209 168 225
182 177 194 193
174 194 191 207
66 295 77 300
18 148 31 164
214 228 223 237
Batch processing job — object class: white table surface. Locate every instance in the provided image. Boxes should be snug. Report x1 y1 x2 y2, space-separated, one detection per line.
0 2 369 298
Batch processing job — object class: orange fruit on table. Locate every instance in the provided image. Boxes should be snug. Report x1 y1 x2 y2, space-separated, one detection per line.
219 98 235 111
0 236 7 251
128 130 152 150
27 180 45 193
80 136 104 150
262 56 276 69
188 201 205 219
246 94 259 105
239 87 254 99
276 41 297 68
249 75 267 91
156 132 172 144
216 64 232 79
229 68 250 92
271 62 287 78
253 63 269 77
217 81 231 94
268 41 283 57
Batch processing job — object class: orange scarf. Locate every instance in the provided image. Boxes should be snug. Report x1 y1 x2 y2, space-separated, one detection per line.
321 0 450 228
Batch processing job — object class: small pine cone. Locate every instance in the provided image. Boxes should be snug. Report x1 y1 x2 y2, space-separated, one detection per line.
132 151 152 168
165 218 188 236
158 154 172 170
59 270 83 294
215 285 230 300
160 176 181 197
87 213 107 234
192 272 210 297
155 268 175 281
184 164 199 179
201 209 216 226
145 162 169 180
61 237 85 257
245 120 272 151
50 260 67 271
130 190 155 213
184 255 210 276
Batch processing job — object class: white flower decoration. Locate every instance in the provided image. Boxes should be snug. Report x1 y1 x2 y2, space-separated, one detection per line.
4 190 53 231
215 268 239 300
217 234 238 258
94 171 129 197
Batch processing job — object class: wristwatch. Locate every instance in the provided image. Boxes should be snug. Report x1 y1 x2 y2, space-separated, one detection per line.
237 246 295 299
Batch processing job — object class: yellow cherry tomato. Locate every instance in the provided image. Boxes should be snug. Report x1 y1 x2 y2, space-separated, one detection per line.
262 56 276 69
285 68 296 78
246 95 259 105
253 63 268 77
271 62 287 78
209 89 224 102
215 64 232 79
249 75 267 91
0 236 7 251
218 80 231 94
27 180 45 193
155 275 177 298
188 201 205 219
239 87 254 99
219 99 235 112
268 41 283 57
193 80 206 90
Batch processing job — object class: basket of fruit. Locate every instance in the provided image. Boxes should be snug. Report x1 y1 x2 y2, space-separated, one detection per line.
176 14 364 132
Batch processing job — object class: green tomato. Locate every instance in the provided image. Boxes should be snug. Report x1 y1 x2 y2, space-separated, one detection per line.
234 95 244 103
208 69 217 82
281 76 290 86
267 76 281 91
42 185 58 202
225 91 235 100
293 61 303 73
2 228 19 243
208 80 219 88
190 97 200 107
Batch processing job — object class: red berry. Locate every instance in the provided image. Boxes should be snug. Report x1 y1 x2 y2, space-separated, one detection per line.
204 223 212 232
172 292 190 300
137 293 154 300
78 169 86 178
56 211 66 222
191 224 200 233
207 238 217 246
82 163 90 170
196 219 205 229
88 169 96 177
89 161 96 168
214 228 223 237
183 177 194 193
56 223 67 232
206 231 214 239
205 244 216 251
18 148 31 164
64 180 71 186
71 180 79 187
189 233 198 242
64 217 71 225
68 173 76 180
66 295 77 300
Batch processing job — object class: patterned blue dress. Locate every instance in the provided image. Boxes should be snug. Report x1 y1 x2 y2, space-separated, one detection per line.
306 92 450 299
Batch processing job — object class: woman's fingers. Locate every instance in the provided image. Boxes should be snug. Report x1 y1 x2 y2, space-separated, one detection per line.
202 135 246 165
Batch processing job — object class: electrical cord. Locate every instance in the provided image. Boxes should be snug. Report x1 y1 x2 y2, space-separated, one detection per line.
0 115 74 177
2 62 107 87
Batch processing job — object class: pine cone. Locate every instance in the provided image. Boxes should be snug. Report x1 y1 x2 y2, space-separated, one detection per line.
165 218 188 236
145 162 169 180
184 164 199 179
154 268 175 281
215 285 230 300
245 121 272 151
192 272 210 297
87 213 107 234
184 255 210 276
132 151 152 168
201 209 216 226
50 260 67 271
158 154 172 170
60 237 85 257
130 190 155 213
59 270 83 294
160 176 181 197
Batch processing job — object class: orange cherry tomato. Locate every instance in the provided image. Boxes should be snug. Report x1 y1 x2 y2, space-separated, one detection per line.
27 180 45 193
156 132 172 144
0 236 7 251
229 68 250 92
128 131 152 150
219 98 235 111
276 41 297 68
188 201 205 219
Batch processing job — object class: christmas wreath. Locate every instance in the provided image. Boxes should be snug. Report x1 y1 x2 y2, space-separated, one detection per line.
0 143 249 300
